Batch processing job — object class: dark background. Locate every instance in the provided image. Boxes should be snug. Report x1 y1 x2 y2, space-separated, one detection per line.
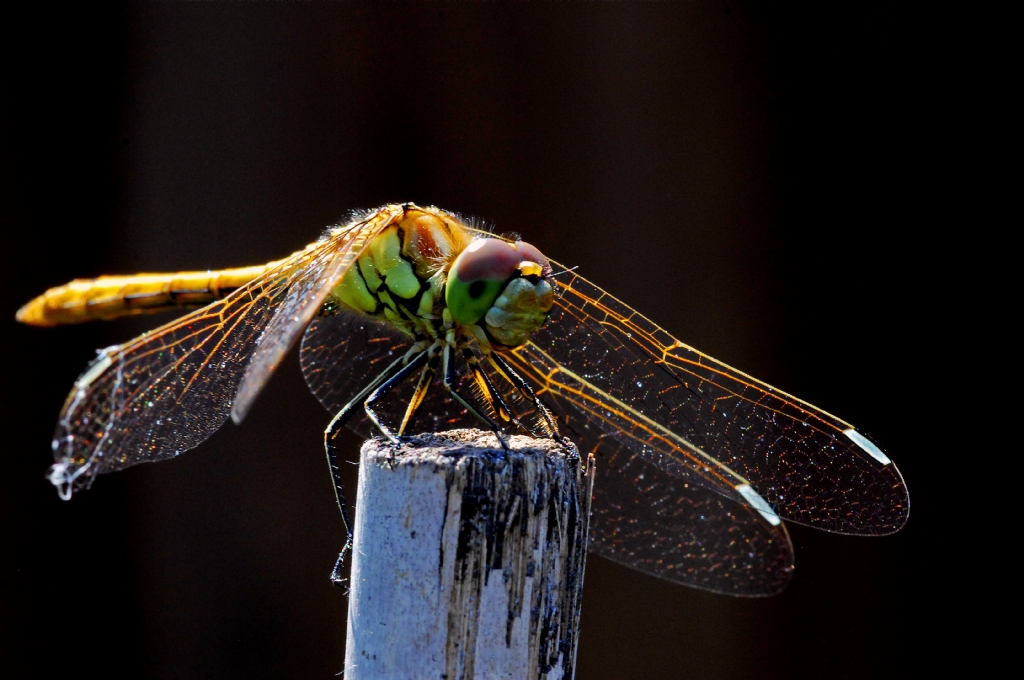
1 3 946 678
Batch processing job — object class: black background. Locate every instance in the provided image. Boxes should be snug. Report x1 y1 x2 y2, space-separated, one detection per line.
1 3 946 678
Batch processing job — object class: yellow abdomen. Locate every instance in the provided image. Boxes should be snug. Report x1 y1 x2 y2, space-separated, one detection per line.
16 263 278 326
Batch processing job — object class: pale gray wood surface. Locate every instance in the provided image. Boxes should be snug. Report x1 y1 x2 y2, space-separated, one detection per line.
344 430 594 680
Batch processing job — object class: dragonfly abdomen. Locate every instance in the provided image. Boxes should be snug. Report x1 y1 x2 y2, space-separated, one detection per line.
16 263 277 326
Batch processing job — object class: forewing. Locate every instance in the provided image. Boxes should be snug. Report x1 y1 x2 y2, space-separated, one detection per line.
49 216 391 498
510 260 908 535
231 206 402 422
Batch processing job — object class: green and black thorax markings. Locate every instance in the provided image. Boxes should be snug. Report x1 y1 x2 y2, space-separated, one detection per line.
326 205 554 354
330 219 453 342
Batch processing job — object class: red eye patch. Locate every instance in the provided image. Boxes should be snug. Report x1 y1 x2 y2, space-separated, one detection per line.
454 238 523 282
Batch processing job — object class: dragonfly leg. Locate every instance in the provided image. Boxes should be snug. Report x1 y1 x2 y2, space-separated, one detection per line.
333 354 407 430
464 348 512 422
364 350 430 444
465 348 531 433
443 345 509 450
322 351 422 585
324 412 356 586
488 352 564 441
397 349 440 436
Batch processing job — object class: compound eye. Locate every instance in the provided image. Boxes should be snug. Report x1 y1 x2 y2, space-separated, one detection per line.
514 240 551 274
455 238 522 281
446 238 523 326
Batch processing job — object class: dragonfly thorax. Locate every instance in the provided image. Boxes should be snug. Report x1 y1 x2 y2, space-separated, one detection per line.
329 205 554 349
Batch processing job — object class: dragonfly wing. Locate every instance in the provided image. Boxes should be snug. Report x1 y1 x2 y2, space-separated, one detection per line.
588 435 793 596
512 261 908 536
300 311 480 437
301 311 409 428
300 313 792 595
231 206 401 423
49 216 392 498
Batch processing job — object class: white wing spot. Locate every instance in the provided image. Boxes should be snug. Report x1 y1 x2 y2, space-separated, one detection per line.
736 484 781 526
47 463 73 501
844 428 891 465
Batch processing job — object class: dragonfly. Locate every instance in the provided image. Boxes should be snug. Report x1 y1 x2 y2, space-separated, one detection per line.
17 203 908 597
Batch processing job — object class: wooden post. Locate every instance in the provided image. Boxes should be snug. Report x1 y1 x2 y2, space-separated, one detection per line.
343 429 594 680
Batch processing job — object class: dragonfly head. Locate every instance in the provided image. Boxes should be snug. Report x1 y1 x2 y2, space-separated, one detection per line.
446 238 554 347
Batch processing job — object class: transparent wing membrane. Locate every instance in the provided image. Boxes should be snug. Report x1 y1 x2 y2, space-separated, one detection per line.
231 209 398 422
521 262 908 535
300 313 795 595
49 218 388 497
301 312 494 438
587 437 793 596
